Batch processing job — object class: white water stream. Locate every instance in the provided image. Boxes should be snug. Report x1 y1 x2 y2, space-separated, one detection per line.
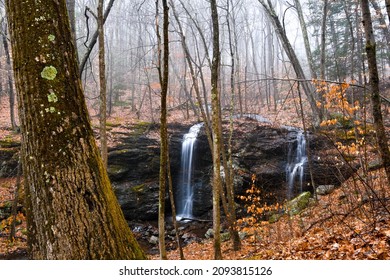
286 130 307 198
176 123 203 219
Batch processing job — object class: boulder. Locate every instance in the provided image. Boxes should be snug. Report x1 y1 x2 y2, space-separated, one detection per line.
285 191 311 215
316 185 336 196
149 235 159 245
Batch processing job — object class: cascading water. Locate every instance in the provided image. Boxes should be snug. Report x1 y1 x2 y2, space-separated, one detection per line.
286 130 307 199
176 123 203 219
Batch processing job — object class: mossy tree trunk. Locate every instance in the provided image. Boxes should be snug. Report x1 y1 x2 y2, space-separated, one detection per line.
361 0 390 185
5 0 146 260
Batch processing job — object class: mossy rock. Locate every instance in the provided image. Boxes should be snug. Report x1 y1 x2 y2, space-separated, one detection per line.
0 201 13 220
131 184 146 193
221 232 231 242
285 191 311 216
107 164 129 180
0 137 20 148
368 159 382 171
268 213 282 223
106 121 121 128
131 121 152 136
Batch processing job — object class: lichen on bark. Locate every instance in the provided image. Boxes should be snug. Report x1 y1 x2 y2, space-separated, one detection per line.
41 66 57 80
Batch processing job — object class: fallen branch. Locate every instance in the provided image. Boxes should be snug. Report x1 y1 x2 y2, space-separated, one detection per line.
177 217 212 223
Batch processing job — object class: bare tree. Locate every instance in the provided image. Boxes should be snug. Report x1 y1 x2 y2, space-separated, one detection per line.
1 19 17 130
360 0 390 184
210 0 222 260
293 0 317 80
257 0 320 125
79 0 115 75
98 0 107 168
156 0 169 260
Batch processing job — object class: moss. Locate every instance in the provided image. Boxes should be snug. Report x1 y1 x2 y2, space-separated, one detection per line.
131 121 151 137
221 232 231 242
41 66 57 80
286 191 311 216
0 136 20 148
106 121 121 128
268 213 282 223
48 34 55 42
113 100 131 107
107 165 128 177
132 184 145 193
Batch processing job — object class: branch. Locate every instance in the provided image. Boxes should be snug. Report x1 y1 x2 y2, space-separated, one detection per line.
236 76 366 89
79 0 116 76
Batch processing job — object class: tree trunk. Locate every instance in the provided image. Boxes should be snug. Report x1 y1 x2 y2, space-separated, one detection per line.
156 0 169 260
79 0 116 76
210 0 222 260
66 0 77 61
225 0 241 251
294 0 317 80
258 0 320 125
2 21 17 130
370 0 390 65
171 0 213 149
5 0 146 260
386 0 390 23
98 0 108 168
361 0 390 184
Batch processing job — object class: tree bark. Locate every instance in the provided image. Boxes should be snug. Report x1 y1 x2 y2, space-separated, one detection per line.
5 0 146 260
361 0 390 184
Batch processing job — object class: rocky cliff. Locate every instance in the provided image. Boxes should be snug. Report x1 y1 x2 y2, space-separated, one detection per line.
0 119 355 221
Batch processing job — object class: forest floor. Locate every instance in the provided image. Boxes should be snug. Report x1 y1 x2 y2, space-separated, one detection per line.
149 168 390 260
1 95 390 260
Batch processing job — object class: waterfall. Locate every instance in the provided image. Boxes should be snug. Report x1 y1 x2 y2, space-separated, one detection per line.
286 130 307 198
176 123 203 219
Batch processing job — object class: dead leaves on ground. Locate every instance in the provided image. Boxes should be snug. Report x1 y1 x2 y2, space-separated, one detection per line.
150 169 390 260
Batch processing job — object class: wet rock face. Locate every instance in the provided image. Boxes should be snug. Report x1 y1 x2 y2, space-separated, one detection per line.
108 120 347 221
108 123 198 221
113 181 160 221
231 123 292 194
0 120 354 221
